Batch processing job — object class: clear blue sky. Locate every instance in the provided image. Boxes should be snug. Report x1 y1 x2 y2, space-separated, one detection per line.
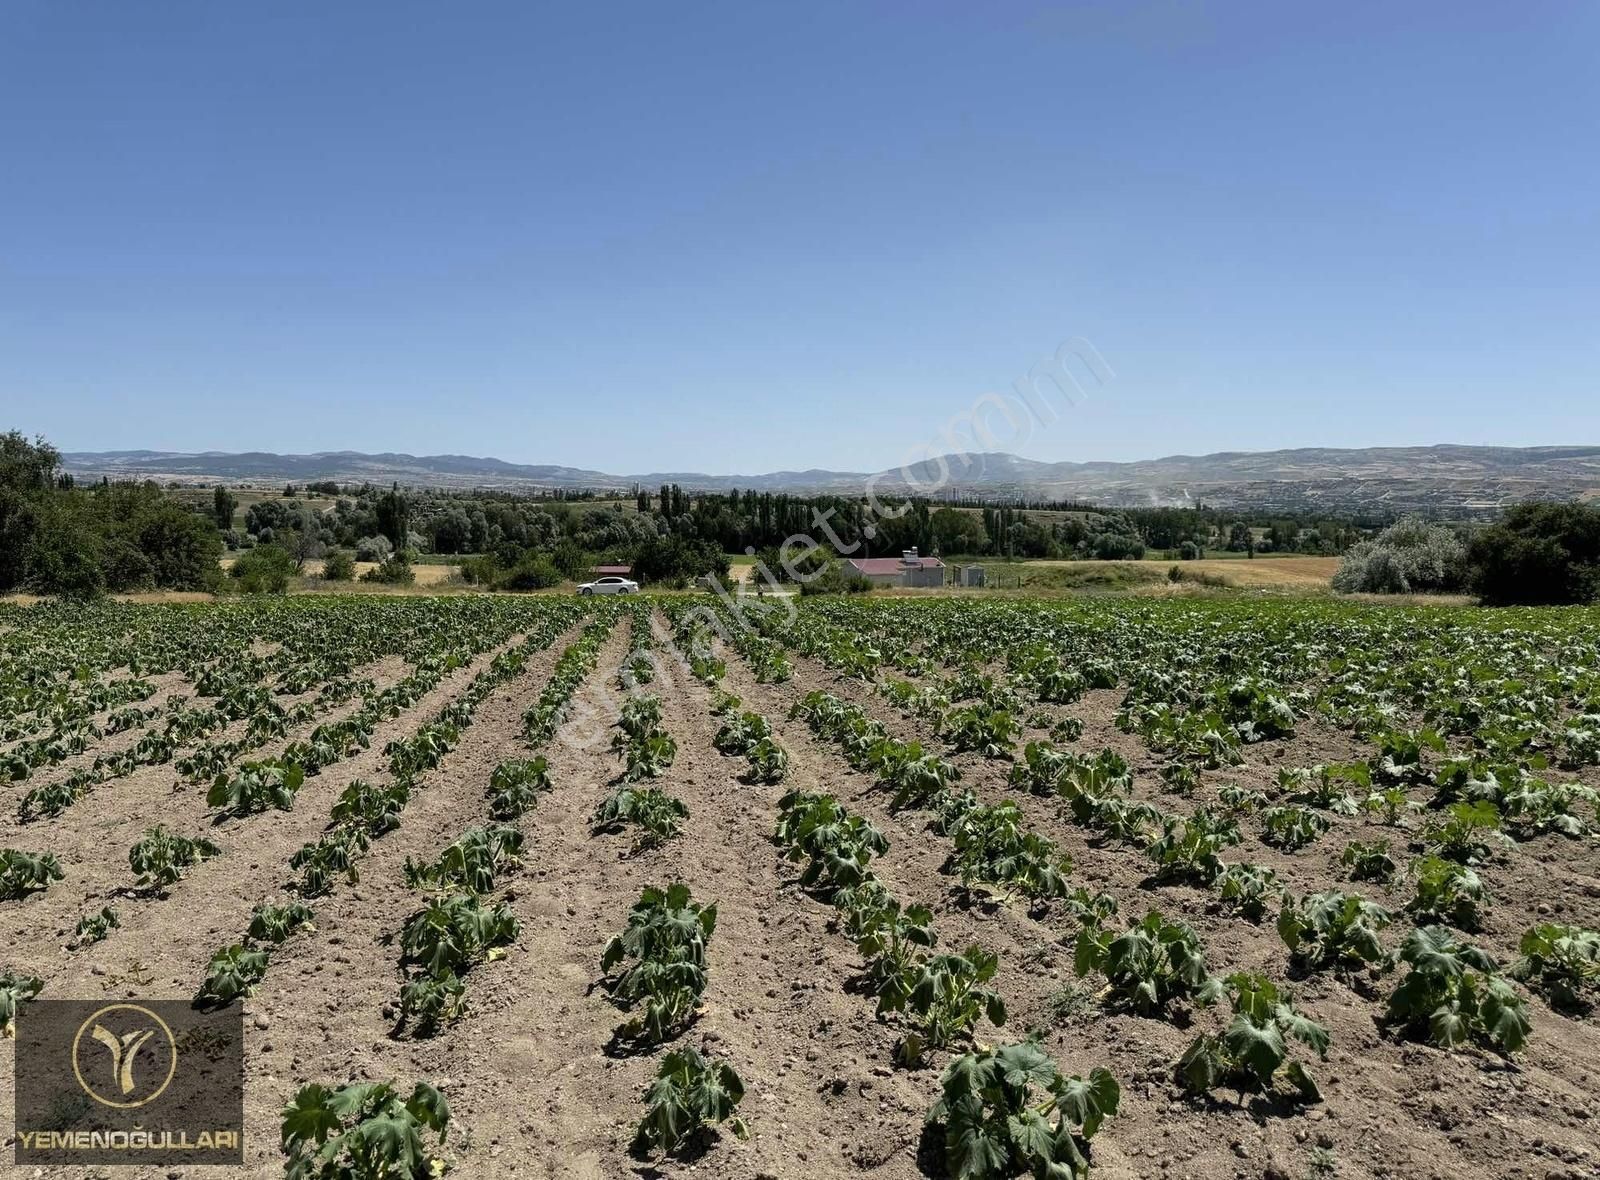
3 1 1596 474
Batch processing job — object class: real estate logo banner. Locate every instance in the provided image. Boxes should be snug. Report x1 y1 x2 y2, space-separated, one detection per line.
13 999 244 1165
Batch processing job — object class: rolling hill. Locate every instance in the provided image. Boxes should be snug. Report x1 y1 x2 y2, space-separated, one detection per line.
59 444 1600 516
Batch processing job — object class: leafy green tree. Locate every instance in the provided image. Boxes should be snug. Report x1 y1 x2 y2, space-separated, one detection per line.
213 485 237 529
1468 502 1600 606
375 483 410 548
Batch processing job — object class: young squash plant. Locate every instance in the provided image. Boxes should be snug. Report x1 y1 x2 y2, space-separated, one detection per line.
775 790 888 898
602 882 716 1046
1262 806 1331 852
0 970 44 1035
1406 855 1489 930
876 741 961 811
941 704 1021 759
207 757 305 816
1075 911 1223 1019
1340 839 1397 884
1217 783 1268 816
1422 801 1510 864
941 801 1072 902
1363 785 1421 827
593 786 688 849
487 757 551 820
846 885 938 1001
396 892 518 1034
1277 891 1392 973
196 944 271 1007
292 826 369 896
1215 863 1284 922
403 825 524 894
280 1079 450 1180
1509 924 1600 1012
129 826 221 893
632 1045 748 1158
330 778 409 835
713 710 771 756
1281 762 1368 815
1385 925 1531 1054
0 848 64 899
1145 808 1241 886
1178 972 1329 1103
882 946 1007 1067
925 1039 1120 1180
744 736 789 784
71 905 120 948
249 900 317 944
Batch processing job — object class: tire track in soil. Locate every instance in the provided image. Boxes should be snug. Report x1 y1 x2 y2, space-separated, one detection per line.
0 625 576 1180
735 638 1600 1180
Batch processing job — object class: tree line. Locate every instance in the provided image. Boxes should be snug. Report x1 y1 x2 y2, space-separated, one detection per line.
0 433 220 596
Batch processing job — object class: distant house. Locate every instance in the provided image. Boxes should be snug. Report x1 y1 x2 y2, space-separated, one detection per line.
590 563 633 577
845 549 945 589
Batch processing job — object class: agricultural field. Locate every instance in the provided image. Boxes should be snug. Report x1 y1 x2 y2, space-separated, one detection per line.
1 593 1598 1179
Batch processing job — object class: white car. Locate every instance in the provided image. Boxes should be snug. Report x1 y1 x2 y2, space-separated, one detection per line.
577 575 640 596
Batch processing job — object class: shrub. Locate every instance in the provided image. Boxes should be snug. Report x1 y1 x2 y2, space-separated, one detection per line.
354 535 393 563
320 549 355 581
798 561 874 596
361 553 415 585
1332 517 1468 595
499 553 563 591
1468 501 1600 606
229 544 296 594
457 553 500 585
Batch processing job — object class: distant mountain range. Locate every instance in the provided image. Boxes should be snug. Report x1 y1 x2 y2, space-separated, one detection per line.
59 445 1600 516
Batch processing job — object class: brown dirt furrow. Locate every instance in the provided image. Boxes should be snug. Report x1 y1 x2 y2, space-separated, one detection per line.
378 617 640 1180
196 621 595 1178
0 668 193 766
0 652 416 854
0 626 550 1026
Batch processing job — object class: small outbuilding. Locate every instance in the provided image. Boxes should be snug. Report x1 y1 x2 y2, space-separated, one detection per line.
845 549 946 589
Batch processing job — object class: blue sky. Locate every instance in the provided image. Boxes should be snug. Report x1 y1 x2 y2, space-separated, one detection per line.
2 1 1596 474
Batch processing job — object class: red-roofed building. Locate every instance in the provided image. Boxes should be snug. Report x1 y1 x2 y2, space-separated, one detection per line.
590 563 633 577
845 549 945 588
